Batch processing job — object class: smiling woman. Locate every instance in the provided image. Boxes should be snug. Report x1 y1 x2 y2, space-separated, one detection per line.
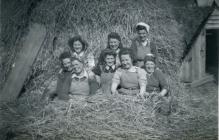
92 49 117 94
98 32 123 67
111 48 146 98
130 22 157 68
68 35 95 70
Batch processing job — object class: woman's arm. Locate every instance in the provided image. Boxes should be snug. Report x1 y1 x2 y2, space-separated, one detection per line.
159 89 168 96
111 69 122 94
111 82 119 95
137 68 147 98
156 70 169 96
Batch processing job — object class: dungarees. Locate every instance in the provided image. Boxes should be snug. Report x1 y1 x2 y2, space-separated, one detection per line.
100 67 115 95
118 70 140 96
136 44 151 67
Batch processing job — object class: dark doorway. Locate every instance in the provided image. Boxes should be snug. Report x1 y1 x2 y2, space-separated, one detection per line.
206 29 219 82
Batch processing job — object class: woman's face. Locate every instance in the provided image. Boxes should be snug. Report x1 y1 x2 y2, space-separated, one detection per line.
137 29 148 42
145 61 155 73
109 38 120 51
121 54 133 69
73 40 83 53
105 55 115 66
72 60 83 75
62 58 73 71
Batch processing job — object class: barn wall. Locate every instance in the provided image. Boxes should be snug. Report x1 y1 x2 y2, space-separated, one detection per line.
191 29 206 81
206 9 219 29
180 48 192 82
180 29 206 82
180 8 219 84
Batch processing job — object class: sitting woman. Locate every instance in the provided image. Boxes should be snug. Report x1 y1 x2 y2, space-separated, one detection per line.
98 32 123 67
111 48 147 97
44 54 98 101
92 49 117 95
68 35 95 70
143 54 168 97
69 57 99 97
143 54 171 115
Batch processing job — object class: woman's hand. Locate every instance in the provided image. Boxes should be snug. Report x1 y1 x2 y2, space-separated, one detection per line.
137 92 147 100
111 90 119 95
159 89 168 97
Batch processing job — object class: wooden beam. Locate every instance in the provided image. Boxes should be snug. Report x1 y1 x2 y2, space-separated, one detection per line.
196 0 214 7
0 23 46 102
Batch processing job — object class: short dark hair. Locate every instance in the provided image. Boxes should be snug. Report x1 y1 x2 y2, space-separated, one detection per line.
119 48 136 63
144 54 156 64
136 25 147 31
71 56 83 64
68 35 88 52
107 32 123 49
59 52 71 61
102 49 116 59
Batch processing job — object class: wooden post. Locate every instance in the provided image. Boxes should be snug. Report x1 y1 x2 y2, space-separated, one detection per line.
0 23 46 102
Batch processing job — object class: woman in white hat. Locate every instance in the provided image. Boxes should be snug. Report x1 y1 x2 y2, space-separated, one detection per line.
130 22 157 68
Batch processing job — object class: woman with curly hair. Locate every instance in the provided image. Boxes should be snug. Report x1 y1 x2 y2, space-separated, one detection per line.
68 35 95 70
98 32 123 67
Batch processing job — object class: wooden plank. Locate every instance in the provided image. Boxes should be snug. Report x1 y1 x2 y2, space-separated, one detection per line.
206 24 219 29
196 0 214 7
207 20 219 24
0 23 46 102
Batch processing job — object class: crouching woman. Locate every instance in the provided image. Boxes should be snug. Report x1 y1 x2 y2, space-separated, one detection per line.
111 48 147 97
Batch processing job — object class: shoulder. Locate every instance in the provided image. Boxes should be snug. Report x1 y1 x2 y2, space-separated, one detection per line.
131 37 139 45
114 68 123 77
154 69 166 78
136 67 146 74
87 70 95 77
115 67 123 73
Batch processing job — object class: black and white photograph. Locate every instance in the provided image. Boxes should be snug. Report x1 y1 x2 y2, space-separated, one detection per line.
0 0 218 139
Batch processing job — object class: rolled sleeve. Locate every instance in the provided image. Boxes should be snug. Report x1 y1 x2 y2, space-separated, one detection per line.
156 70 168 90
112 69 122 85
137 68 147 86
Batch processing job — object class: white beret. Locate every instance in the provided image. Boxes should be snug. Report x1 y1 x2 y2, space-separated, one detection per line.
136 22 150 33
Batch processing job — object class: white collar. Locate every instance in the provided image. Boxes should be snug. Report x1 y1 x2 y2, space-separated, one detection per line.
140 38 149 47
73 51 84 57
72 70 88 79
116 49 120 54
105 65 116 70
123 66 137 72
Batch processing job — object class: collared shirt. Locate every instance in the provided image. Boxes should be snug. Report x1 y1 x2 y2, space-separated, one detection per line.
72 51 85 59
141 39 149 47
72 70 88 79
105 65 116 71
115 49 120 54
92 64 116 76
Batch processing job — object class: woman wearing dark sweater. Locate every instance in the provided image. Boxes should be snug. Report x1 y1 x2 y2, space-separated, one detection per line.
130 22 157 68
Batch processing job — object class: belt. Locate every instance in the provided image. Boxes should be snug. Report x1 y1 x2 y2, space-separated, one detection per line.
122 87 139 90
137 59 144 61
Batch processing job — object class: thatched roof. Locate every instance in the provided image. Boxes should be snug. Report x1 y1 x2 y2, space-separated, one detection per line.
182 3 218 60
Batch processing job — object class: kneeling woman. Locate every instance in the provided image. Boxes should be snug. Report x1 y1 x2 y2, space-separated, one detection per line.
111 49 146 96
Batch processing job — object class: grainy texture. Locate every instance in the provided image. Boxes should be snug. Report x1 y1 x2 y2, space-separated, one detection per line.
0 0 217 140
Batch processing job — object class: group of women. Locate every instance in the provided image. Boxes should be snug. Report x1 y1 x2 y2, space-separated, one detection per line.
45 22 169 103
